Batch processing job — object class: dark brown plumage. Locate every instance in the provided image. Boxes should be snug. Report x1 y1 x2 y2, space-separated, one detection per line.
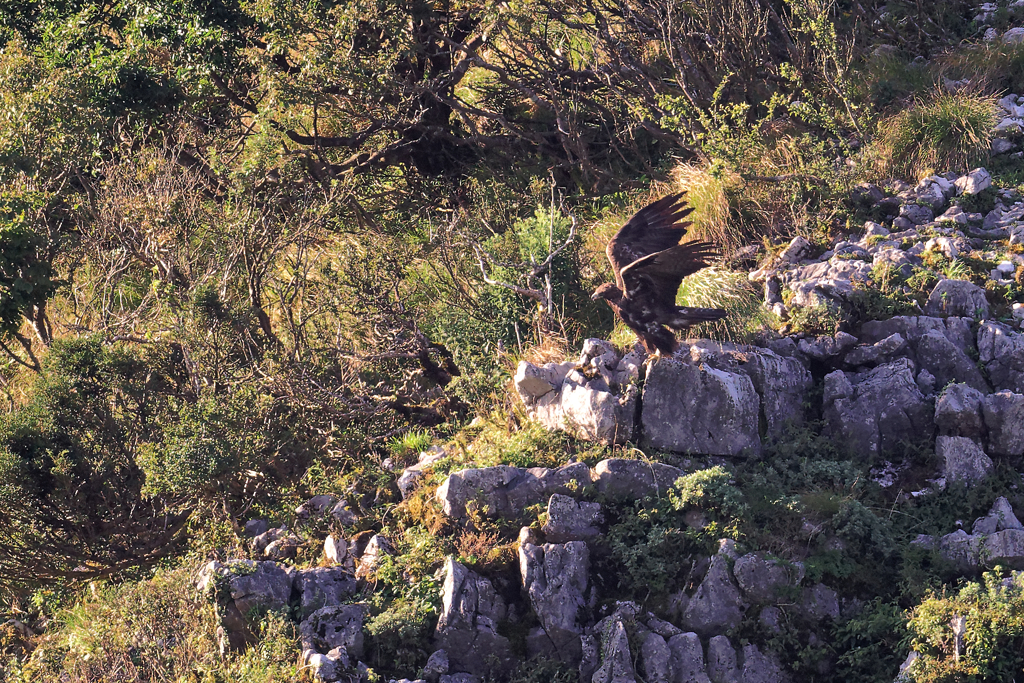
592 193 727 355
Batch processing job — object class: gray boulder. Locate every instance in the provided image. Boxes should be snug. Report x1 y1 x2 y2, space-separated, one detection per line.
642 358 761 457
982 529 1024 568
741 644 790 683
978 322 1024 393
397 447 448 499
300 604 366 661
938 530 984 571
355 535 393 580
640 632 672 683
972 497 1023 535
264 533 303 560
323 535 356 573
436 463 592 521
955 168 992 195
801 584 840 621
515 360 575 400
683 546 745 636
594 459 683 500
823 360 934 458
641 631 713 683
983 391 1024 456
243 519 269 538
935 384 986 439
295 567 358 620
670 632 712 683
707 636 740 683
543 494 603 543
797 332 858 361
900 203 934 225
844 333 907 368
424 649 450 682
559 370 638 444
925 280 990 319
858 316 988 393
734 347 812 437
733 553 804 604
938 435 993 484
435 558 512 676
228 560 294 620
519 534 589 662
296 494 339 520
591 613 637 683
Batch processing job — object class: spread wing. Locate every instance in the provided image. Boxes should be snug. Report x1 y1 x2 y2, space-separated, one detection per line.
606 193 694 291
620 240 720 308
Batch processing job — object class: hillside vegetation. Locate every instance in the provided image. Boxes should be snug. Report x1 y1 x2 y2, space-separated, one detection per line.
3 0 1024 682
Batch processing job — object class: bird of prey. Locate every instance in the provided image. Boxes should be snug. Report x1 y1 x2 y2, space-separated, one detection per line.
592 193 727 355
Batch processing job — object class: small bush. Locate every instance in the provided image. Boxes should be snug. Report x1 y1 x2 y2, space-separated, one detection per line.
907 571 1024 682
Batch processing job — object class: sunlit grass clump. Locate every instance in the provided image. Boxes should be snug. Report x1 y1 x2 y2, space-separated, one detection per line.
872 90 999 178
678 267 777 342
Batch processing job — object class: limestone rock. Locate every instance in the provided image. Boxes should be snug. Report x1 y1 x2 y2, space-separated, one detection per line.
264 533 303 560
733 553 804 604
543 494 603 543
642 358 761 457
594 459 683 501
797 331 858 360
515 360 575 400
682 548 745 636
844 333 907 368
228 561 294 619
972 497 1023 535
243 519 269 538
823 359 934 458
397 446 448 499
559 370 638 444
982 529 1024 568
899 203 934 225
741 644 790 683
640 632 671 683
801 584 840 621
436 463 592 521
296 494 338 520
295 567 358 620
324 535 356 573
779 236 811 263
707 636 739 683
955 168 992 195
355 535 393 580
592 612 637 683
300 604 366 659
435 558 512 677
978 322 1024 393
328 499 359 526
735 347 812 437
858 316 987 393
938 436 993 485
934 384 986 439
519 536 589 662
424 649 450 682
983 391 1024 456
669 632 712 683
925 280 990 319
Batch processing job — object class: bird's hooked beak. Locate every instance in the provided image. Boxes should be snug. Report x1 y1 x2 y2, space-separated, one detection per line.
591 290 600 301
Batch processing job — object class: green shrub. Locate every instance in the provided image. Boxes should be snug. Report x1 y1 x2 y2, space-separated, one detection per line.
907 571 1024 682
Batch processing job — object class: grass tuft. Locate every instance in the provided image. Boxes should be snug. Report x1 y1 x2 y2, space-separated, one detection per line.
872 89 999 178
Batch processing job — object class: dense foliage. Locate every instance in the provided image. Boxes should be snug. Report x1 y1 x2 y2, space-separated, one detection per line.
4 0 1024 680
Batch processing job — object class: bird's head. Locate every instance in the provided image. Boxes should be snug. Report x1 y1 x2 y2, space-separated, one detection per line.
591 283 622 302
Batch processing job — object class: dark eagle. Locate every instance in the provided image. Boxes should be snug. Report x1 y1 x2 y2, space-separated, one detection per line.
592 193 727 355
